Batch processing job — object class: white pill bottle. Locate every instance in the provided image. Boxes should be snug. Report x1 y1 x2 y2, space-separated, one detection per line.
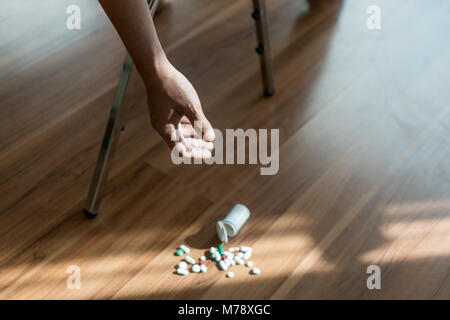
216 204 250 243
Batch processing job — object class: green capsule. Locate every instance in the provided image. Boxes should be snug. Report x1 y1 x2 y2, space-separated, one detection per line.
176 249 184 256
218 244 224 255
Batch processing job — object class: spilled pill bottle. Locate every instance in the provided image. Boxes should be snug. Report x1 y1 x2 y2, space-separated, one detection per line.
216 204 250 243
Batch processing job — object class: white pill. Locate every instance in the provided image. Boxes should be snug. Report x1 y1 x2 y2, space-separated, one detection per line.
179 244 190 254
210 247 217 253
200 264 207 273
243 251 252 260
226 272 234 278
176 268 189 275
234 256 244 265
245 261 254 267
229 247 240 252
224 251 234 259
215 254 222 262
219 260 228 271
236 252 244 259
210 252 216 260
251 267 261 275
240 246 252 253
185 256 196 264
200 256 206 261
191 264 201 273
178 261 188 269
229 257 236 265
224 258 231 267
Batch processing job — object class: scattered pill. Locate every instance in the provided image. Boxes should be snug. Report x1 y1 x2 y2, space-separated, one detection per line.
240 246 252 253
228 257 236 265
210 247 217 253
210 252 217 260
224 258 231 267
234 256 244 265
245 261 254 267
243 251 252 260
226 272 234 278
176 268 189 275
176 249 184 256
224 251 234 259
178 261 188 269
236 252 244 259
218 244 224 255
214 254 221 262
200 264 207 273
192 264 201 273
251 267 261 275
229 247 240 252
200 256 206 261
219 260 228 271
221 255 227 260
179 244 190 254
185 256 196 264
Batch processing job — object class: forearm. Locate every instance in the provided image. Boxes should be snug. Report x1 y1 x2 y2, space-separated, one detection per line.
99 0 215 152
98 0 168 87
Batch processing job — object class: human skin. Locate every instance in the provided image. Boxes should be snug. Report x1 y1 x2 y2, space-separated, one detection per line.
98 0 215 159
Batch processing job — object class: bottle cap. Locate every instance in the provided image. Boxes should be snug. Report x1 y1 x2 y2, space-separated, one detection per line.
216 220 228 243
216 204 250 243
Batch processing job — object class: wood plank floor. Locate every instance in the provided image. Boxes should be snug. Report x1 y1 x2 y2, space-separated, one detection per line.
1 0 449 299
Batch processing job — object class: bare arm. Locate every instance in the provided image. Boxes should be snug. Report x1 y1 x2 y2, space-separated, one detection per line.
99 0 214 158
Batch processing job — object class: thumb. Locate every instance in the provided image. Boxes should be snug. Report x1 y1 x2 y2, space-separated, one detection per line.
189 108 215 142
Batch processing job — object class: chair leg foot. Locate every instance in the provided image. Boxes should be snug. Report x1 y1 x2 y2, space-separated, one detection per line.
83 209 99 219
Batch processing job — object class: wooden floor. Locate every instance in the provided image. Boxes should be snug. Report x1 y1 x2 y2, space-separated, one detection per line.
1 0 450 299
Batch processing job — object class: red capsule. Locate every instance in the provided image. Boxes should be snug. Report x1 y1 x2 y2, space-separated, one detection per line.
222 255 226 260
199 261 204 265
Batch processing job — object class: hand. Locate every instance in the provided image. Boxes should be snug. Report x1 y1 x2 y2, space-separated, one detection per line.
146 59 215 159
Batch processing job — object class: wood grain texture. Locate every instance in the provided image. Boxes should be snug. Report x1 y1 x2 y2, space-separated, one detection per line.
0 0 449 299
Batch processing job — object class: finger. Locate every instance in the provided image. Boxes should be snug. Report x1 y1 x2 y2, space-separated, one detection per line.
196 110 215 142
167 119 214 157
177 123 197 138
183 106 215 142
167 123 198 144
176 142 212 160
184 147 212 160
183 137 214 151
179 115 192 125
170 126 214 154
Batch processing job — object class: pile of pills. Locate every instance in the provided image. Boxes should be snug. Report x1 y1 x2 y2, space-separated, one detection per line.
175 244 261 278
175 244 208 276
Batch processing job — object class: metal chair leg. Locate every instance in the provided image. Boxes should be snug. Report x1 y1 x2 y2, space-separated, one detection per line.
252 0 275 97
83 0 160 218
83 53 133 218
84 0 272 218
